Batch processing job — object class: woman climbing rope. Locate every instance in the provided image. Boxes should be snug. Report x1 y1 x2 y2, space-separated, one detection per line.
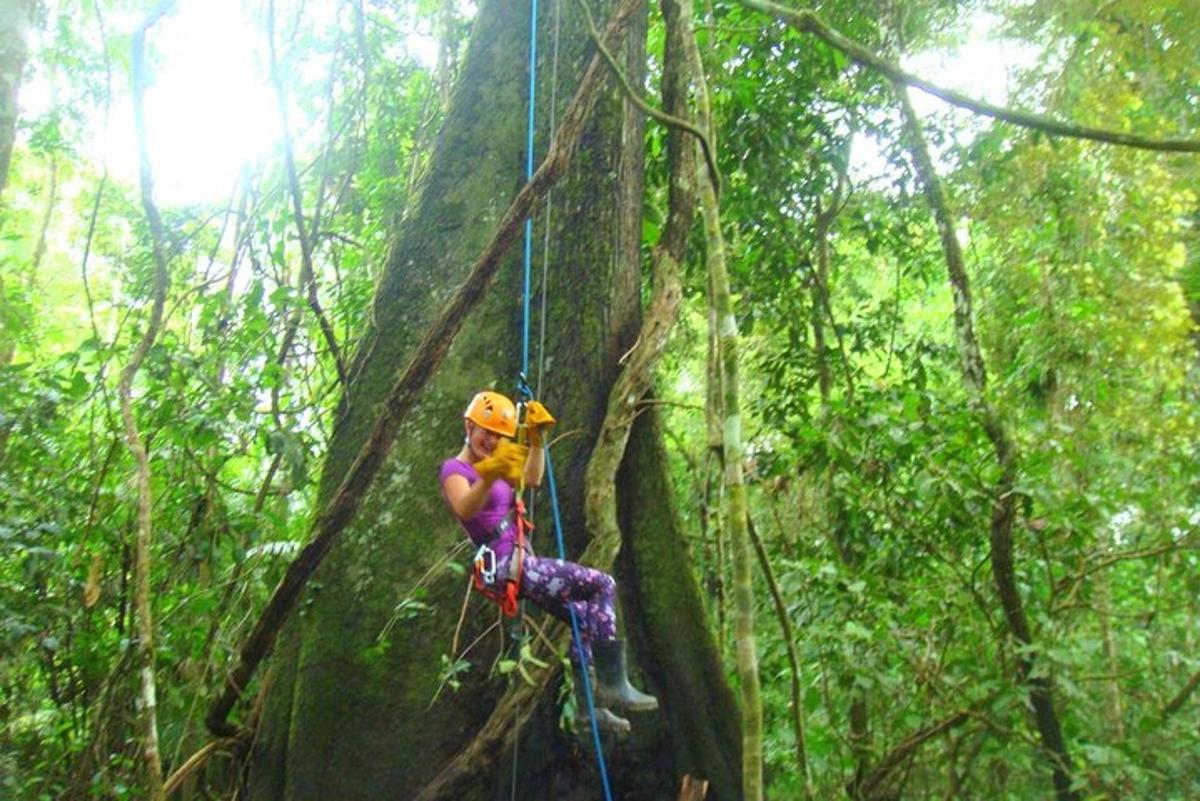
439 390 658 732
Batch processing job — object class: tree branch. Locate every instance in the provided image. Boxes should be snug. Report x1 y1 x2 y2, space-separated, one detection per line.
574 0 721 196
162 737 239 797
1162 666 1200 719
739 0 1200 153
859 709 971 799
1055 538 1194 610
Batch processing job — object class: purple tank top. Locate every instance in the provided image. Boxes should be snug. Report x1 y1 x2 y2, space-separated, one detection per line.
439 458 516 554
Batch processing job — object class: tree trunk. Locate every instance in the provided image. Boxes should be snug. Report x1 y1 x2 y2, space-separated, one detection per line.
0 0 34 200
747 512 812 798
246 2 740 799
619 406 743 801
676 16 763 797
122 8 177 799
691 53 763 801
895 83 1080 801
0 0 35 373
811 189 873 797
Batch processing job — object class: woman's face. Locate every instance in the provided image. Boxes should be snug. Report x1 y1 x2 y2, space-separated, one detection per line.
465 421 503 461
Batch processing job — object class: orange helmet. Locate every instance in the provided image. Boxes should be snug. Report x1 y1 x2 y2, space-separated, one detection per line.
463 391 517 437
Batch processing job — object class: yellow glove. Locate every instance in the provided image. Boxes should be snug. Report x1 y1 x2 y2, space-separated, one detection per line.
523 400 556 447
475 440 528 485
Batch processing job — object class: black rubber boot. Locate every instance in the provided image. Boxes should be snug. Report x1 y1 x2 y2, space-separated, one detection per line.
593 639 658 713
586 701 632 735
574 671 631 734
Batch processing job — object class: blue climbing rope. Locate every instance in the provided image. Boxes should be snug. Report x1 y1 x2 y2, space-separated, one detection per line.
522 0 538 380
518 1 614 798
546 447 615 801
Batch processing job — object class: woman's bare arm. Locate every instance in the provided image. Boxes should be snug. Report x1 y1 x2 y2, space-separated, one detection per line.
443 472 495 521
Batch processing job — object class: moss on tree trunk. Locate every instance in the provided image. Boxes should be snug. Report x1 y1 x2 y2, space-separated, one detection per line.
618 405 742 800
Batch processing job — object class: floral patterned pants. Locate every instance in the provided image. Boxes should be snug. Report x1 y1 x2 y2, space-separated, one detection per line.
497 550 617 663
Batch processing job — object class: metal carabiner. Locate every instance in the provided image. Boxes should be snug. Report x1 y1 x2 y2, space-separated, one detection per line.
473 544 497 586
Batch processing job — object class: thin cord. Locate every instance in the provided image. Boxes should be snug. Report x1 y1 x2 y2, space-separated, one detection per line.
531 0 561 520
510 685 520 801
535 0 562 401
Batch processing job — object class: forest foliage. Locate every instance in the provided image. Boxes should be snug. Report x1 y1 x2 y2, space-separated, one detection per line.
1 0 1198 799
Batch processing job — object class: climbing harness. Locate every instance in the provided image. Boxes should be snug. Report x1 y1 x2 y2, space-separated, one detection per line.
470 500 531 618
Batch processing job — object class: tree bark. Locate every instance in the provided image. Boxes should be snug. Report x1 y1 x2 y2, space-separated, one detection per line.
895 83 1080 801
121 6 178 798
619 406 743 800
683 15 763 798
246 2 740 799
0 0 34 199
582 0 695 572
747 512 812 799
0 0 35 375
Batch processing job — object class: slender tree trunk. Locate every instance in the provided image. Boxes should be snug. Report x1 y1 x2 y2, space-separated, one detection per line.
811 200 833 401
0 0 35 381
689 38 763 801
807 183 876 794
29 150 58 280
694 17 728 661
811 189 872 795
267 0 348 387
714 209 763 801
0 0 34 200
121 6 178 799
895 83 1079 801
701 224 728 652
701 449 727 648
747 512 812 799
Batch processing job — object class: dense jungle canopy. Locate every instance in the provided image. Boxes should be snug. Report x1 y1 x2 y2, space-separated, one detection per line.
1 0 1198 799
